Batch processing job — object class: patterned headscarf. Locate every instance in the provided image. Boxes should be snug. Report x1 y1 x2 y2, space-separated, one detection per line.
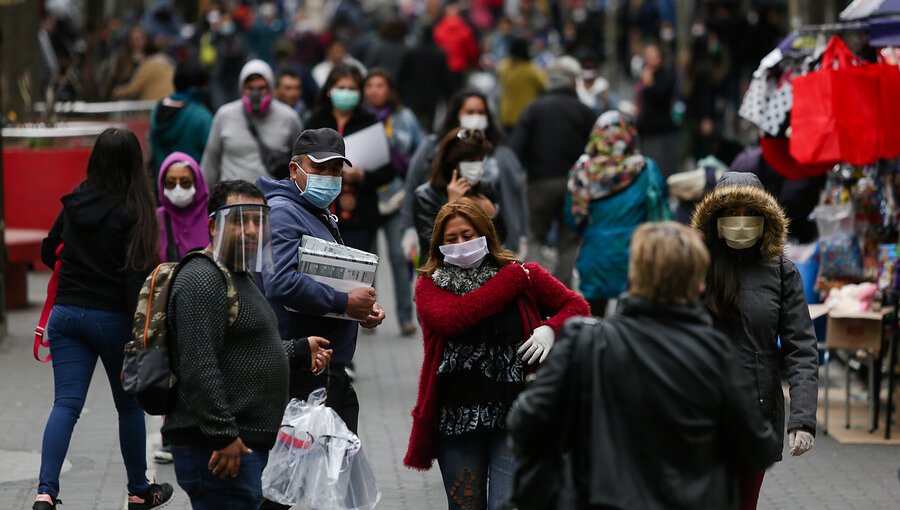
567 111 646 224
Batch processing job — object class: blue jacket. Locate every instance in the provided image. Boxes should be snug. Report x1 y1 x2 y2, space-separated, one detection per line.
565 159 667 300
256 176 357 372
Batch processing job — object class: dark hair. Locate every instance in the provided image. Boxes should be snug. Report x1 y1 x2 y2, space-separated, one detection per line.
314 63 365 114
84 128 159 271
276 68 300 86
438 89 505 144
430 128 492 189
173 59 209 92
363 68 401 110
379 18 407 41
208 180 266 214
509 37 530 61
706 234 758 323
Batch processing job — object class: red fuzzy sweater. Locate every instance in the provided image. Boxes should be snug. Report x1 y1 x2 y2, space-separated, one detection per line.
404 262 590 470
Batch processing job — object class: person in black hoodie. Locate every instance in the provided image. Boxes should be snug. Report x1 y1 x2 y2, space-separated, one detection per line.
305 64 395 252
35 128 173 510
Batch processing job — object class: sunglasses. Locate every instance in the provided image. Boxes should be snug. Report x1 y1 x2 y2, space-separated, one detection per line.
456 128 485 141
164 178 194 190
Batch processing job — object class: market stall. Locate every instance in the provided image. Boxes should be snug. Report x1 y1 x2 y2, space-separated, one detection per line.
738 15 900 440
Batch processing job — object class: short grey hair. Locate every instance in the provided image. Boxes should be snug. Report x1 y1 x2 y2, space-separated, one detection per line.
546 56 581 90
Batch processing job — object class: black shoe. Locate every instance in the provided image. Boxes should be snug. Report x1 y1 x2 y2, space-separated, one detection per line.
32 495 60 510
127 483 174 509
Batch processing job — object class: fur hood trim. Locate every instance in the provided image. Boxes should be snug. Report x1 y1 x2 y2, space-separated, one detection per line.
690 184 788 262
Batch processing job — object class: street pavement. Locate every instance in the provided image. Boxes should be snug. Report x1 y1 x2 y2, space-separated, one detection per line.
1 250 899 509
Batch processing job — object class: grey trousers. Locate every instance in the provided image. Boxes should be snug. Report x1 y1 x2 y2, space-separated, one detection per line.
525 177 580 288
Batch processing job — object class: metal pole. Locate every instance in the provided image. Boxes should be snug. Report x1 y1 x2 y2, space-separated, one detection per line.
0 20 6 336
605 0 620 96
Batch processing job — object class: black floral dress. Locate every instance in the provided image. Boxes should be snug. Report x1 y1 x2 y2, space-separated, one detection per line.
431 262 525 436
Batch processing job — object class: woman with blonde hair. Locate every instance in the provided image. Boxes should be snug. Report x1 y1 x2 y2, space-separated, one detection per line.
405 198 589 510
507 221 779 509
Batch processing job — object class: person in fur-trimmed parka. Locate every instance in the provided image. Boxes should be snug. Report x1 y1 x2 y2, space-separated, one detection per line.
691 172 818 509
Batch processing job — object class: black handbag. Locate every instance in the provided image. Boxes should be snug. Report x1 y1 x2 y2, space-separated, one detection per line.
244 112 292 180
510 318 601 510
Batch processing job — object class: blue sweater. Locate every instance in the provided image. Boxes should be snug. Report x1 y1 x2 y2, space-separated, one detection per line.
257 177 358 372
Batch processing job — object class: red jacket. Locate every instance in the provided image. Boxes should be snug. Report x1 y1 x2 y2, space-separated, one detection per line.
404 262 590 470
433 15 480 73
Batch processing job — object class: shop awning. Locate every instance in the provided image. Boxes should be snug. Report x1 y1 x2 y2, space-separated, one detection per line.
840 0 900 20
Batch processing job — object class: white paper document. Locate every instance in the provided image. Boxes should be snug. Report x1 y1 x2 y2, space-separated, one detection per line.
292 236 379 321
342 122 390 170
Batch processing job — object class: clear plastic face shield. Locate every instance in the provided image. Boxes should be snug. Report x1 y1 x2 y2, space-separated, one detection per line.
209 204 274 274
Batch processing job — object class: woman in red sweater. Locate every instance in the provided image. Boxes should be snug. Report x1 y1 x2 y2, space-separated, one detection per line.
405 198 589 510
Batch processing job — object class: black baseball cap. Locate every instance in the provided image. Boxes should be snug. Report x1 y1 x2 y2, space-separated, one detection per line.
292 128 352 166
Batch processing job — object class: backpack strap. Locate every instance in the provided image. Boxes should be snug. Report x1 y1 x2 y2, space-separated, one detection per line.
164 212 179 262
34 243 64 362
198 250 240 326
176 250 240 326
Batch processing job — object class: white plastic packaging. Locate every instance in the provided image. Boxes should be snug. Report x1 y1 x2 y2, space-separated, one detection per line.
261 388 381 509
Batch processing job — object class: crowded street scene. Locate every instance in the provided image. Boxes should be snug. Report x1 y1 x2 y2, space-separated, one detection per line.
1 0 900 509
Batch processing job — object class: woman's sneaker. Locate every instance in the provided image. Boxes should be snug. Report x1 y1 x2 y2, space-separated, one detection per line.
127 483 174 510
32 494 59 510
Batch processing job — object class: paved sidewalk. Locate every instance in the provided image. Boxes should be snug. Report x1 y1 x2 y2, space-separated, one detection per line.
1 262 899 509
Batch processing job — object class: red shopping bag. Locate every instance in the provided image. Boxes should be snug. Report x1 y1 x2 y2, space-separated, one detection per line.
760 136 835 180
790 36 881 166
877 61 900 159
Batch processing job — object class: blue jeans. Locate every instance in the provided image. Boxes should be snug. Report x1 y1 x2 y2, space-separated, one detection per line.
172 444 268 510
38 305 149 498
435 429 516 510
381 212 413 326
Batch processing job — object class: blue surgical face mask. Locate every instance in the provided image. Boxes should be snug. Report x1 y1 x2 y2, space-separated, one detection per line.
295 166 342 209
330 89 360 112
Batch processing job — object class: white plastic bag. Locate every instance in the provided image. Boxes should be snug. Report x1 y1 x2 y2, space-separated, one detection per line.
261 388 381 510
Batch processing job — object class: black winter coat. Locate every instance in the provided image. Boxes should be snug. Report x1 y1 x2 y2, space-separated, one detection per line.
510 89 596 183
691 172 819 462
508 296 780 510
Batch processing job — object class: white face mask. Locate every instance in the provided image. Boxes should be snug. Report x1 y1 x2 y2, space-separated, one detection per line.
717 216 764 249
164 185 196 208
458 161 484 184
459 114 488 131
439 236 489 269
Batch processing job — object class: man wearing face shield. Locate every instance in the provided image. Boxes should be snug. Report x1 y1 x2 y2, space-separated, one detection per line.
164 180 294 508
256 128 386 439
201 59 302 187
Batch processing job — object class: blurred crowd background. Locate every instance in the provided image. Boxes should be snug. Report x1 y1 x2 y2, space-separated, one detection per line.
0 0 854 176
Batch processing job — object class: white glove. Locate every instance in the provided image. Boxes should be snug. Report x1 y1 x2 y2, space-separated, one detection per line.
517 236 529 261
401 227 419 260
788 430 814 456
517 325 555 365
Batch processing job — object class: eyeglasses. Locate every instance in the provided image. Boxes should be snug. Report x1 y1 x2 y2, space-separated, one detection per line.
456 128 485 140
164 178 194 190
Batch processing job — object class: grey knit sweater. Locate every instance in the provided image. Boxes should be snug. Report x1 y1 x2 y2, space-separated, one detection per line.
164 256 289 451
